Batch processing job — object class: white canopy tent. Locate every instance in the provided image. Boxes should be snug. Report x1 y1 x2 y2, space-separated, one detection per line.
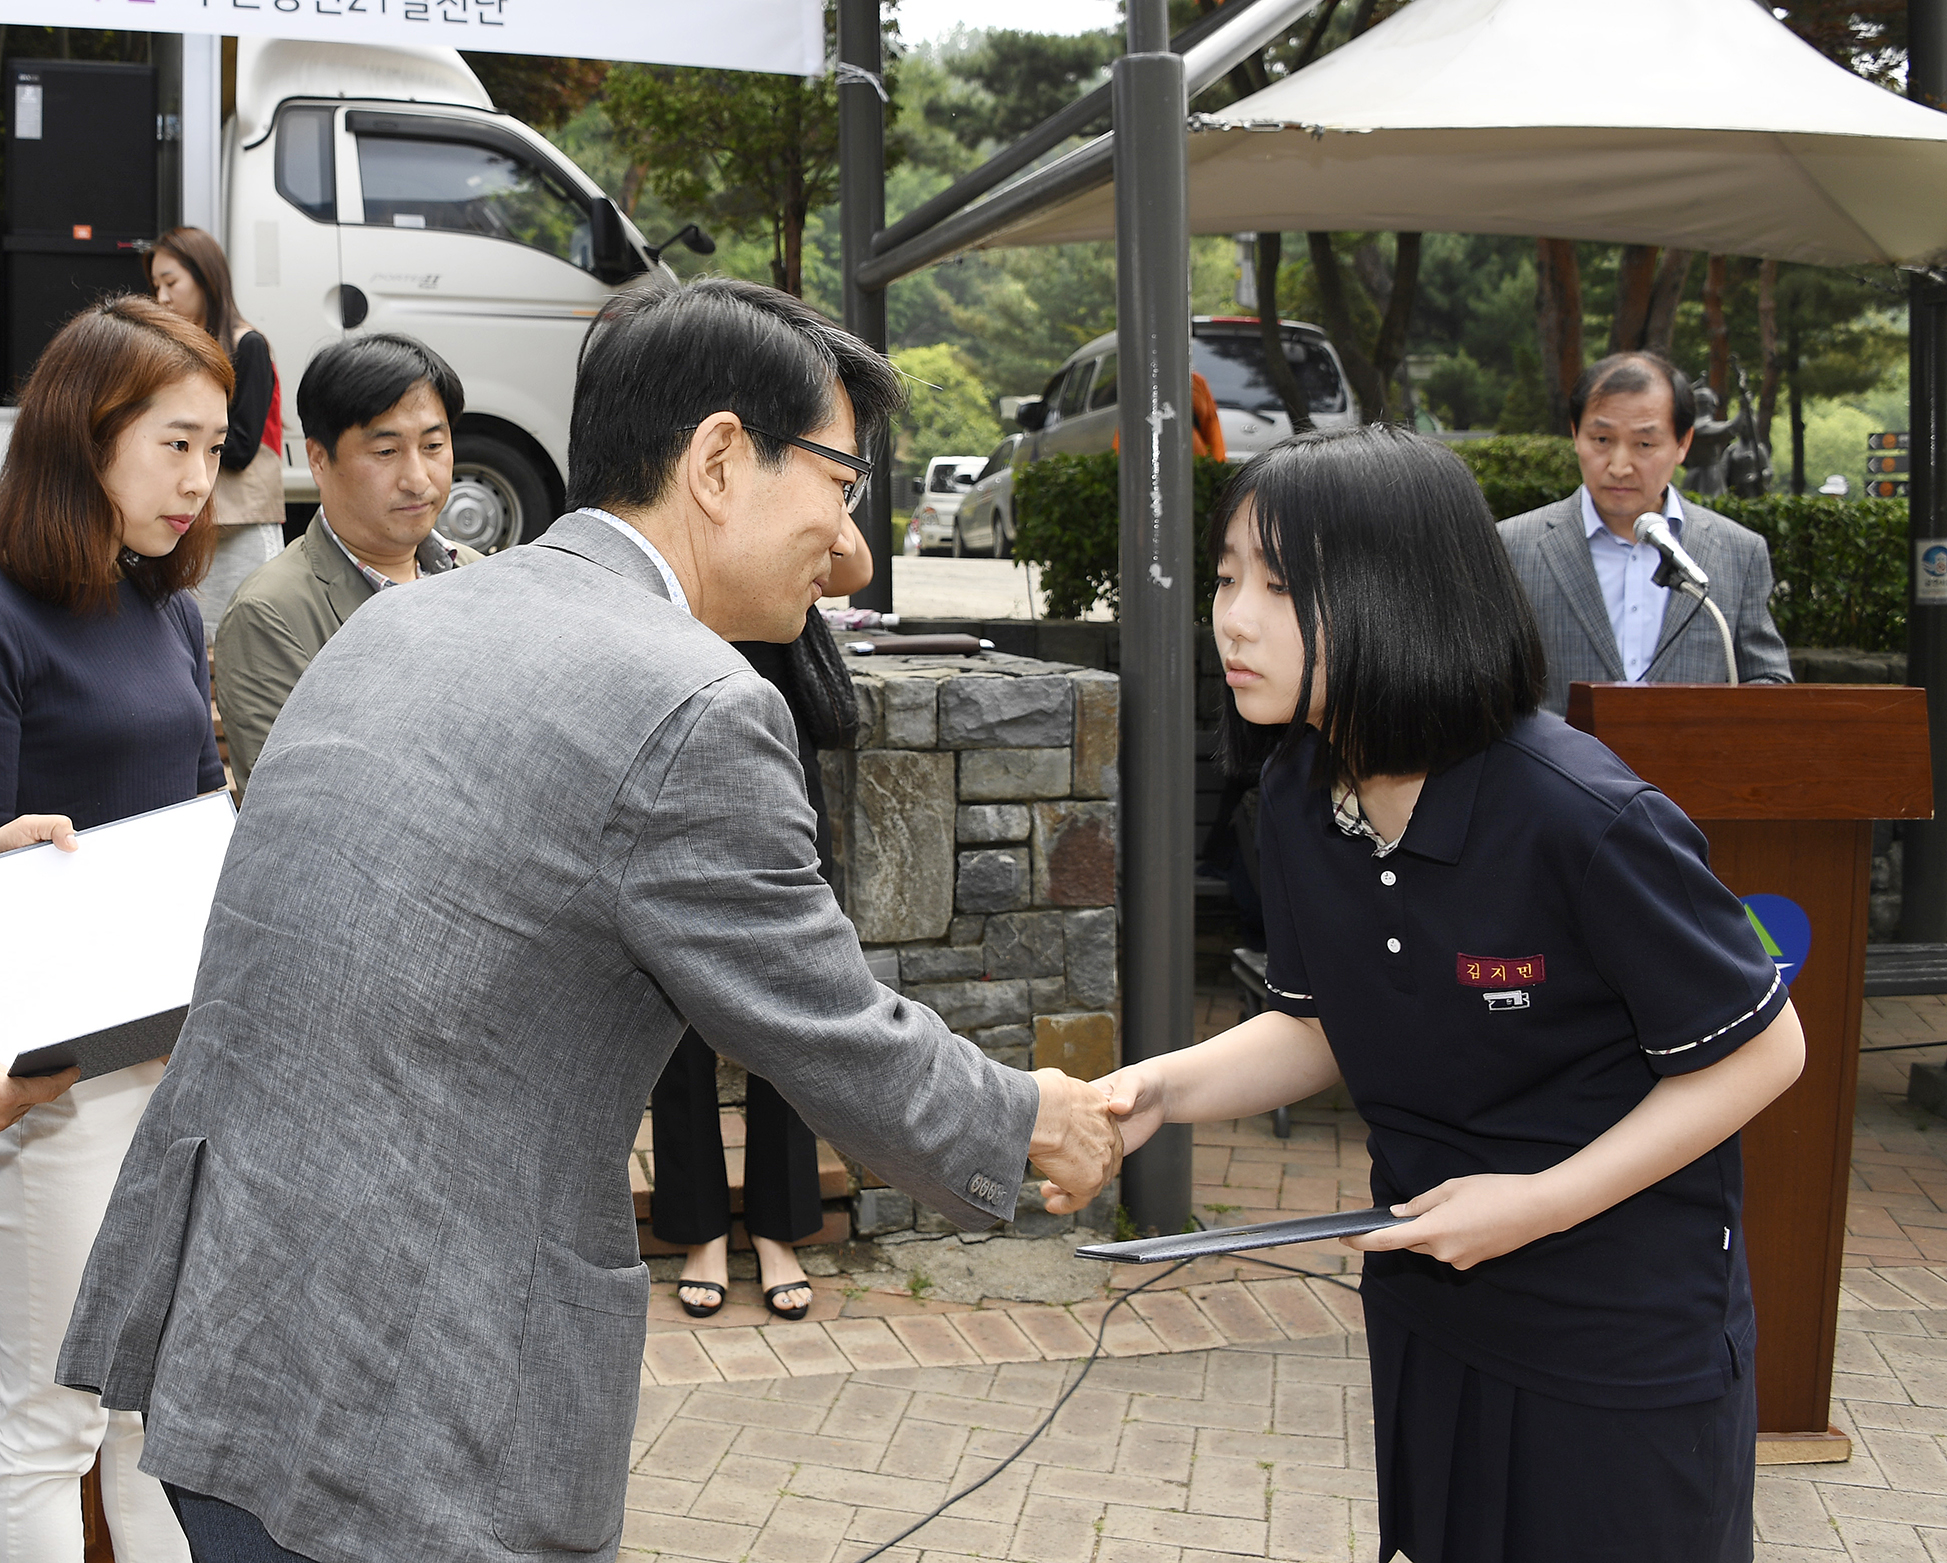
981 0 1947 267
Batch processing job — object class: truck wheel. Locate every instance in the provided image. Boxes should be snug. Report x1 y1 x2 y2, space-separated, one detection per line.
994 506 1014 560
441 434 553 554
951 518 967 558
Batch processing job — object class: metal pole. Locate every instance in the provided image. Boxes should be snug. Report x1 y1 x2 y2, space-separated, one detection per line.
837 0 893 613
1115 0 1195 1236
1901 0 1947 942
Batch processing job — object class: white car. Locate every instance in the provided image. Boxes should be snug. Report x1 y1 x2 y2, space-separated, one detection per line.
953 435 1026 559
909 455 986 554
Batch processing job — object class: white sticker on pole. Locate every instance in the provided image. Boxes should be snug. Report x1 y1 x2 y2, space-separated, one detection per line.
1919 541 1947 605
0 0 825 76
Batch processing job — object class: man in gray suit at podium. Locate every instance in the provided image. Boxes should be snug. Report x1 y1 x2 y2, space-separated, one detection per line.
60 279 1122 1563
1498 352 1791 716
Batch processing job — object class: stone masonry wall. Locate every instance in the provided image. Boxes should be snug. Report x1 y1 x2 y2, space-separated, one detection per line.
821 652 1120 1240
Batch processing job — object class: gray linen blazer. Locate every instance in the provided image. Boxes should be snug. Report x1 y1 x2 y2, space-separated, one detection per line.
60 514 1041 1563
1497 494 1792 716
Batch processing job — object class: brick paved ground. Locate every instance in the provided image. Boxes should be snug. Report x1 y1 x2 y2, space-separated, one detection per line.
623 994 1947 1560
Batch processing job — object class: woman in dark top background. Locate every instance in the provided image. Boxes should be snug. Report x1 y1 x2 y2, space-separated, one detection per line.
650 515 875 1322
148 226 285 645
1100 427 1804 1563
0 294 232 1563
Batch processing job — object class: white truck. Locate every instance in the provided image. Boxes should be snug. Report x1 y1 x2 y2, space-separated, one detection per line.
225 39 693 552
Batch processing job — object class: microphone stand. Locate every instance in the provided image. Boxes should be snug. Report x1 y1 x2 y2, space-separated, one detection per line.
1656 562 1738 686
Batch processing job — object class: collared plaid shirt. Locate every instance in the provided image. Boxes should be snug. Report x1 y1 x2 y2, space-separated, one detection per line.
1330 780 1404 858
320 512 460 593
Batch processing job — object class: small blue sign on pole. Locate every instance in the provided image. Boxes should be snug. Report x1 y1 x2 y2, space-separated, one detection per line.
1742 894 1812 987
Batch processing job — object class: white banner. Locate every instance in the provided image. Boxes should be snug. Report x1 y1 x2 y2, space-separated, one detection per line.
0 0 826 76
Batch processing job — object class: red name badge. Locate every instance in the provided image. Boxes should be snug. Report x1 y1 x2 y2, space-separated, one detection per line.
1456 953 1545 988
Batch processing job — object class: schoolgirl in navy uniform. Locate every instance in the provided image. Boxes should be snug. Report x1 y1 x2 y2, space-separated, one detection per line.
1099 425 1804 1563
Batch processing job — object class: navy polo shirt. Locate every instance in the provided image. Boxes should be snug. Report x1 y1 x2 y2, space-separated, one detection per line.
1260 711 1788 1409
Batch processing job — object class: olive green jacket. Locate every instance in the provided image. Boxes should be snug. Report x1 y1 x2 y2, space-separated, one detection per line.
213 513 480 792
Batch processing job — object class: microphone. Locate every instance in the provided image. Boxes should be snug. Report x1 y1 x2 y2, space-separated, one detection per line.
1634 512 1709 592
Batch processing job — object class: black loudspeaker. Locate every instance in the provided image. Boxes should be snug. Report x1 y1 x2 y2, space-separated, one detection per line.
4 59 158 396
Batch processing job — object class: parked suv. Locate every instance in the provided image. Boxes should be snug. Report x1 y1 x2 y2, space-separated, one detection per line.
909 454 986 554
1014 317 1358 460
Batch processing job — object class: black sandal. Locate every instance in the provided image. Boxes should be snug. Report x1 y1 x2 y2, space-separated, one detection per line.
763 1281 811 1321
677 1280 726 1319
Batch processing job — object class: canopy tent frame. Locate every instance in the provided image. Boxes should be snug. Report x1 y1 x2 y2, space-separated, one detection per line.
837 0 1947 1232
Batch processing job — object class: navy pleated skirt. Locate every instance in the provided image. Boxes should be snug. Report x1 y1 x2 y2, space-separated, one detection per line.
1366 1308 1756 1563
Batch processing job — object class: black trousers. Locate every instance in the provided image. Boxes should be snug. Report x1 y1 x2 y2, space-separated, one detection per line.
163 1487 317 1563
648 1027 824 1246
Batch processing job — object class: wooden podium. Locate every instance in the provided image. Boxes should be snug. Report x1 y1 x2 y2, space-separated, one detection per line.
1567 683 1931 1463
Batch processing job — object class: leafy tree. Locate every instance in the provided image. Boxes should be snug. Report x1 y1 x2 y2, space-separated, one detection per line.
939 243 1120 400
891 343 1002 464
1770 2 1905 87
603 65 840 298
599 6 902 297
925 29 1118 149
1771 267 1905 492
460 53 609 131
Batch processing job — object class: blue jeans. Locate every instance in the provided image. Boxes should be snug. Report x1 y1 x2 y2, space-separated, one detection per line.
163 1488 318 1563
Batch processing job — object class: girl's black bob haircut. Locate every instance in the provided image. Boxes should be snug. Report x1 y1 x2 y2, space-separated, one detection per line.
1211 424 1547 786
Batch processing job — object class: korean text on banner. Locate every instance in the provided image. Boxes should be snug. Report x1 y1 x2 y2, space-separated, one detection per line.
0 0 826 77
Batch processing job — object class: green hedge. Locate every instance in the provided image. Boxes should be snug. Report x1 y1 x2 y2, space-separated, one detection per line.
1014 454 1235 620
1013 440 1910 652
1698 493 1908 654
1451 435 1585 521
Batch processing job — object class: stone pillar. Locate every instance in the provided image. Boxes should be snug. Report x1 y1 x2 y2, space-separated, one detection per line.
823 653 1121 1236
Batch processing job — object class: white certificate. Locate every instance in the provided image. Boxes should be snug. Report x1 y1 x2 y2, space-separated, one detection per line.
2 792 236 1078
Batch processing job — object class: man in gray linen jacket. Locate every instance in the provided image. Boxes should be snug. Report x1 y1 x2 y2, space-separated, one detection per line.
1498 351 1791 716
59 278 1120 1563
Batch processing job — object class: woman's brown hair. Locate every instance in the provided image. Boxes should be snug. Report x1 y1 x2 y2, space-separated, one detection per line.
144 225 241 352
0 294 235 612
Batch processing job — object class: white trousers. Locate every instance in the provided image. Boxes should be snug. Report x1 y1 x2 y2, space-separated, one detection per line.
0 1059 189 1563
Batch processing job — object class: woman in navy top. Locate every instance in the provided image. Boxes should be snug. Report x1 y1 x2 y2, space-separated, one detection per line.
0 295 233 1563
1101 426 1804 1563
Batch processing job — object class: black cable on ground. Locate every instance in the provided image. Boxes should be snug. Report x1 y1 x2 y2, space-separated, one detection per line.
1861 1039 1947 1054
846 1257 1193 1563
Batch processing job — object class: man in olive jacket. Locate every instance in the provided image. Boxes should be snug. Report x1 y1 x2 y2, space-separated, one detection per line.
214 334 482 791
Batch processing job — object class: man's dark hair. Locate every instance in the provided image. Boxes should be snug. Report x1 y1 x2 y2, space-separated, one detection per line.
296 334 465 459
565 278 906 512
1568 351 1695 439
1211 424 1547 784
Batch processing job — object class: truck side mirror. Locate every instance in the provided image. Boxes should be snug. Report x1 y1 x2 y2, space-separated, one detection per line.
1015 398 1048 432
910 476 924 498
590 199 644 284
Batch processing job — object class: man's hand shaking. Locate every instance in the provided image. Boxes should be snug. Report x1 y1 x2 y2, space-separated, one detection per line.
1028 1067 1124 1214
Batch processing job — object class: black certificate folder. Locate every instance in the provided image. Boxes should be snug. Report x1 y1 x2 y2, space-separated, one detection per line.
1075 1207 1410 1263
10 1007 187 1080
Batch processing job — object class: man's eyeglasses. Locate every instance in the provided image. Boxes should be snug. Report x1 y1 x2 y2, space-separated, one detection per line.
743 425 875 514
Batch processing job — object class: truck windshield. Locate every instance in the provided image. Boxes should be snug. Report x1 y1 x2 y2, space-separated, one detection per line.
1192 329 1349 416
355 134 594 271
